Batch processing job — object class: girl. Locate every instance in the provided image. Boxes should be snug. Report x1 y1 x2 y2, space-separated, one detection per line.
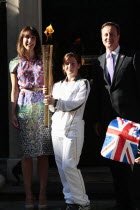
44 52 91 210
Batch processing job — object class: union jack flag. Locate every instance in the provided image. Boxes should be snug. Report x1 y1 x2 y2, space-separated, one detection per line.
101 117 140 165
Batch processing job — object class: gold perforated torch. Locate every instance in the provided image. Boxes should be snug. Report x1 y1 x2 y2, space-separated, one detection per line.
42 24 54 127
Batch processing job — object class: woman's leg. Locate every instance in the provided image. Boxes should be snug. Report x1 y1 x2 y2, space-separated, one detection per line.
22 158 34 205
37 155 49 205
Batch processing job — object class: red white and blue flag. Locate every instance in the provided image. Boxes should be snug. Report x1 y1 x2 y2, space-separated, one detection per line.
101 117 140 165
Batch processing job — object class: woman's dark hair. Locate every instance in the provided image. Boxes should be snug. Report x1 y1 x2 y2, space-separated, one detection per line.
17 26 42 60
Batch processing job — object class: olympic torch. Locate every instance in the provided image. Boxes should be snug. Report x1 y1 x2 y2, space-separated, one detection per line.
42 24 54 127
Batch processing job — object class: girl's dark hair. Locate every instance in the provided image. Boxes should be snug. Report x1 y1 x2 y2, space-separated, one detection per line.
63 52 81 65
101 22 120 35
17 26 42 60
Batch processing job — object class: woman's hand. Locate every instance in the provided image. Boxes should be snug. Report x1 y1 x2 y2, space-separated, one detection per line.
44 95 55 105
11 113 19 129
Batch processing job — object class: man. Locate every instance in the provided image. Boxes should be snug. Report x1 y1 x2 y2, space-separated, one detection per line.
97 22 140 210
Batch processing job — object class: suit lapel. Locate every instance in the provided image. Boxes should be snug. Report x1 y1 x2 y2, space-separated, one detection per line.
100 53 110 85
99 50 126 87
111 52 125 85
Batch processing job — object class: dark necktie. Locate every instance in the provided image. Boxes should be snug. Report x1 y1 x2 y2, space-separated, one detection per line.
106 53 114 82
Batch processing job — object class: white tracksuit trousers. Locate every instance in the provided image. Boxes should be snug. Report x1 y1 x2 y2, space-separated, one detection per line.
52 134 90 206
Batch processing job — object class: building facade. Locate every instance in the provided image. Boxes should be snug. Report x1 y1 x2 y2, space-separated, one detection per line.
1 0 140 181
0 0 43 181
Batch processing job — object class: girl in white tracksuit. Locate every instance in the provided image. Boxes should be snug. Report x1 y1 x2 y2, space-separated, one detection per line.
44 52 90 210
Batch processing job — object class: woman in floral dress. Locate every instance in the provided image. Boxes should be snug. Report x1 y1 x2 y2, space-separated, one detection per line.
9 26 53 209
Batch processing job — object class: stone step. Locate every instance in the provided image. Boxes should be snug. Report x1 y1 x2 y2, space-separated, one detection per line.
0 166 115 201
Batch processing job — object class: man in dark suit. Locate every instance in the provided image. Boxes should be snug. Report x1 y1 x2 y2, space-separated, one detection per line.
97 22 140 210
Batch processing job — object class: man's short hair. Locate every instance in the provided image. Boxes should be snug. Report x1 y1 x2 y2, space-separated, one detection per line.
101 22 120 35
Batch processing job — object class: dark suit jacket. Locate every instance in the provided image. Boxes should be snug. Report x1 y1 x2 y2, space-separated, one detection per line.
97 48 140 125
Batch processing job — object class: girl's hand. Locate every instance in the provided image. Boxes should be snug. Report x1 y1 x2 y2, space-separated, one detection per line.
43 86 48 95
11 114 19 129
44 95 55 105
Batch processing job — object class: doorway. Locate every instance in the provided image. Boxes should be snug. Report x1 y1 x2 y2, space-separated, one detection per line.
42 0 140 166
0 1 9 157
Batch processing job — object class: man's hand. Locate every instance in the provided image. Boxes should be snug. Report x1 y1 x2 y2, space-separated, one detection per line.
135 151 140 164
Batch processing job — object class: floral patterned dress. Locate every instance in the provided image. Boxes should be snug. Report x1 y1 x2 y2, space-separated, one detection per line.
9 57 54 158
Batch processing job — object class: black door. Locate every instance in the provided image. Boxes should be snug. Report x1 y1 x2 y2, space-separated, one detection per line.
0 1 9 157
42 0 140 166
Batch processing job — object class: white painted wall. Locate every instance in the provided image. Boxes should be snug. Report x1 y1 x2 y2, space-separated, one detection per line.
7 0 42 158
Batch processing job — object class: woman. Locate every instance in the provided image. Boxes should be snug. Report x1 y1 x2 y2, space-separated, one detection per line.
44 52 91 210
9 26 53 209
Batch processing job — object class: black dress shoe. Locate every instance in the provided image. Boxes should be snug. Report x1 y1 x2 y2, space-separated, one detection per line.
66 204 79 210
107 205 136 210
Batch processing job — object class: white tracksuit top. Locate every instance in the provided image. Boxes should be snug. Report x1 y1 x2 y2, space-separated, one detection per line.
49 77 90 138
